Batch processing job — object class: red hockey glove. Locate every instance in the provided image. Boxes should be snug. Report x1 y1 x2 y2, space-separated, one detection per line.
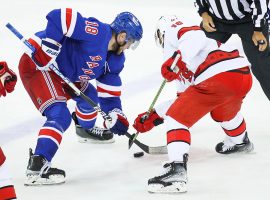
0 61 17 97
104 108 129 135
161 50 182 82
133 110 164 133
29 38 61 70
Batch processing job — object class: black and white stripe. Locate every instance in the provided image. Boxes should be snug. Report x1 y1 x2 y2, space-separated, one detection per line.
196 0 269 30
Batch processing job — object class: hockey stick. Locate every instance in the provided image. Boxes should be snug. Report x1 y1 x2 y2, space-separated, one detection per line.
6 23 167 154
128 52 181 149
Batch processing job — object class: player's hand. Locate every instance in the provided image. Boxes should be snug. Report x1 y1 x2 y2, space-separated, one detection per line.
252 31 268 51
201 12 216 32
104 108 129 135
30 38 61 70
133 110 164 133
0 61 17 97
161 50 182 82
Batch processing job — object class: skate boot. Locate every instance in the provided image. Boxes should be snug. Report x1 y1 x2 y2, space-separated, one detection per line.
25 149 65 186
148 154 188 193
72 112 114 143
215 133 254 154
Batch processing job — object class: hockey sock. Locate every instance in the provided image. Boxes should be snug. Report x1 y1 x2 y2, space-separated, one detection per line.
75 106 97 129
219 112 247 144
165 116 191 162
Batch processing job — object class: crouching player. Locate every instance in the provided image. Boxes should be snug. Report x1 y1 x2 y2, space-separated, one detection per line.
133 16 253 193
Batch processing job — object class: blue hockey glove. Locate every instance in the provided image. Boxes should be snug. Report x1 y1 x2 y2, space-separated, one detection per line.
104 108 129 135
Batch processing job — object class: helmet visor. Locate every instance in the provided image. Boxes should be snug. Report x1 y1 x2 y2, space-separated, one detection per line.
130 40 140 50
126 38 140 50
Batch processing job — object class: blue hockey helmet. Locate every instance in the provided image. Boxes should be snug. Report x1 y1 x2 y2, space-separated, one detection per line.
111 12 143 49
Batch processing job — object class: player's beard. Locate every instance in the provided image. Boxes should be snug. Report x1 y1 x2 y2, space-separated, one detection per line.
112 40 126 55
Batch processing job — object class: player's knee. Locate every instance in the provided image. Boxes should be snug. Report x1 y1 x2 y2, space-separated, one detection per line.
44 103 72 131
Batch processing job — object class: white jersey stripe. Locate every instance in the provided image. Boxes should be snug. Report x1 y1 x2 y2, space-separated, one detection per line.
38 135 60 147
194 57 251 85
97 93 119 98
220 0 233 20
66 9 77 37
240 0 252 12
39 99 66 113
231 0 245 18
96 80 121 92
0 162 14 188
219 112 244 130
208 0 222 18
44 71 59 97
61 8 67 35
41 71 56 98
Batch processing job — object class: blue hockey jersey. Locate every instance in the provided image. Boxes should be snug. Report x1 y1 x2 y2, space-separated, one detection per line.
31 8 125 113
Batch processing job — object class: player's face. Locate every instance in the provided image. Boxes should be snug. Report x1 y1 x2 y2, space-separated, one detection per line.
114 33 140 54
114 33 131 54
155 29 164 48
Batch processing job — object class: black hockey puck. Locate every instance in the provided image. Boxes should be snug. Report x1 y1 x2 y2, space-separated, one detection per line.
133 151 144 158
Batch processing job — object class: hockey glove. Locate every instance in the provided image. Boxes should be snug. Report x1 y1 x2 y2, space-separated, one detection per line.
0 61 17 97
133 110 164 133
30 38 61 70
104 108 129 135
161 50 182 82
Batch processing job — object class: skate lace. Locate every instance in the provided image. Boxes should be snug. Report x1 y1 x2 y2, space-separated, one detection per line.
27 159 52 183
90 126 105 136
222 137 236 151
155 162 172 178
39 161 52 177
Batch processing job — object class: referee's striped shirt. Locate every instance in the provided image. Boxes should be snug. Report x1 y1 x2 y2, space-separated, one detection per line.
195 0 269 31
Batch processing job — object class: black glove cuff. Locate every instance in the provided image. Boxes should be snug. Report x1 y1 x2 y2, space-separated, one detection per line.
153 118 164 126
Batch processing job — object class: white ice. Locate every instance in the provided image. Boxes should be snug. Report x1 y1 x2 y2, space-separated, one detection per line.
0 0 270 200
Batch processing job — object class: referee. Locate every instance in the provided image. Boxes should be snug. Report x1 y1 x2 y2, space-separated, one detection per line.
195 0 270 100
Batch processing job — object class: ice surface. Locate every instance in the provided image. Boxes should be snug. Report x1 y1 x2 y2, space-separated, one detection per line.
0 1 269 199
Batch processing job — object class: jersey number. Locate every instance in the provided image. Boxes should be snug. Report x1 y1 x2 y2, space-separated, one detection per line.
171 21 183 28
85 21 99 35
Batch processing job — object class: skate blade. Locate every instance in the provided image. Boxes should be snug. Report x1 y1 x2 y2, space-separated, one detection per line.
77 137 115 144
236 142 255 154
148 182 187 194
24 174 65 186
244 142 254 153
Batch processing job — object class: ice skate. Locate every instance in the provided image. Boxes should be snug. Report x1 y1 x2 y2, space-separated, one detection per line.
148 154 188 193
215 133 254 154
72 112 115 143
25 149 65 186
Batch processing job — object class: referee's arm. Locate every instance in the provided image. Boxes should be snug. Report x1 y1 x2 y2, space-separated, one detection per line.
195 0 209 16
195 0 216 32
252 0 269 51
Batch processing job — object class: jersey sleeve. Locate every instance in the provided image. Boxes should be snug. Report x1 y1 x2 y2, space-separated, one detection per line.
45 8 102 43
195 0 210 16
96 53 125 113
96 74 122 113
177 30 208 70
251 0 268 31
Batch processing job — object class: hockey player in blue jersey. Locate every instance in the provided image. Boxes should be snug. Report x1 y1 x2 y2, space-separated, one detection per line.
18 8 143 185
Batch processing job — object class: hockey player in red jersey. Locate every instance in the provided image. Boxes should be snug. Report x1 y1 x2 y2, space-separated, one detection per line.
0 61 17 199
18 9 143 185
133 15 254 193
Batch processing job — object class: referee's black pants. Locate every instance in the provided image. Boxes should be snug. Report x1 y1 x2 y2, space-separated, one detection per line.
201 20 270 101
